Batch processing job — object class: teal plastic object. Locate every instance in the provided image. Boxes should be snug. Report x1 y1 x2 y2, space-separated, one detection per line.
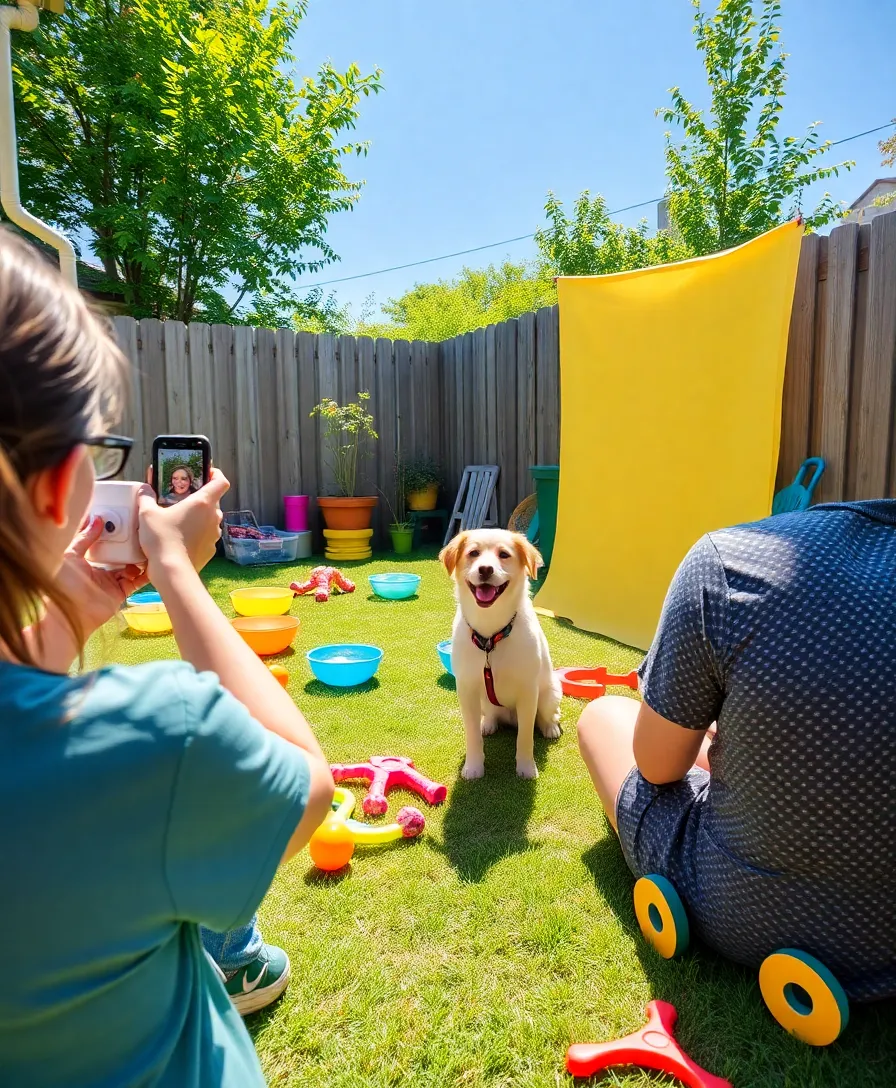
436 639 453 675
772 457 825 515
307 644 384 687
368 573 421 600
530 465 559 570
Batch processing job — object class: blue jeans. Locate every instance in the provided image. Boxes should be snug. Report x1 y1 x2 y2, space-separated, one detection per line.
200 914 263 973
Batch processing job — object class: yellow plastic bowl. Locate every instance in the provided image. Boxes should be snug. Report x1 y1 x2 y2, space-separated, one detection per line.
229 587 294 617
231 615 300 656
123 607 173 634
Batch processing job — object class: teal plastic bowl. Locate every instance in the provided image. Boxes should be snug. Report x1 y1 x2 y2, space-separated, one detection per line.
437 639 453 676
369 573 421 600
307 644 384 687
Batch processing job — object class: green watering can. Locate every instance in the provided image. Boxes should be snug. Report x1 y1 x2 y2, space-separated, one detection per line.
772 457 825 514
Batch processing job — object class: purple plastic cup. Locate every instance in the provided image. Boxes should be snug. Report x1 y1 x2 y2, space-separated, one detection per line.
283 495 309 533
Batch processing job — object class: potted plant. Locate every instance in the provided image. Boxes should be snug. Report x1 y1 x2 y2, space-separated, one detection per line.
380 456 415 554
311 392 379 531
404 456 442 511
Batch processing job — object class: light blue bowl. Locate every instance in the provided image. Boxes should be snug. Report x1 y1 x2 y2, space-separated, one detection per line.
127 591 162 607
369 573 421 600
307 644 384 687
437 639 453 676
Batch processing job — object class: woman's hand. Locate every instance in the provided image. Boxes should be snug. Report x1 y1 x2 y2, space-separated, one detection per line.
137 468 230 577
58 515 149 633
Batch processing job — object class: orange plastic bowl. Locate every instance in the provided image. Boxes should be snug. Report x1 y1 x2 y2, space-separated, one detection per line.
231 615 300 656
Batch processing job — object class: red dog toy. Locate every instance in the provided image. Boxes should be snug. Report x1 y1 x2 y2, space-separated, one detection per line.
555 666 639 701
329 756 447 816
566 1001 731 1088
291 566 356 603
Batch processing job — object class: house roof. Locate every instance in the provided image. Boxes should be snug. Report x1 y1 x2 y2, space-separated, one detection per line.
849 178 896 210
5 224 127 301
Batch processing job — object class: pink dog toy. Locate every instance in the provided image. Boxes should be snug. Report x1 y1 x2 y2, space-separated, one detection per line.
330 756 448 816
291 566 356 603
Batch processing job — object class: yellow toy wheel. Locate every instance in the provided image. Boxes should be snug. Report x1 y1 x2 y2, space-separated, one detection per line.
758 949 849 1046
633 874 690 959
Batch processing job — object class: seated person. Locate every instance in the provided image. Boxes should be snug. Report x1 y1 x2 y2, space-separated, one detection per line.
577 501 896 1001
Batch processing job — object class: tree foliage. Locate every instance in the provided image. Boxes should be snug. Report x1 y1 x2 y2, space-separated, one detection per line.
660 0 851 254
534 191 691 276
358 262 557 342
11 0 380 322
874 122 896 209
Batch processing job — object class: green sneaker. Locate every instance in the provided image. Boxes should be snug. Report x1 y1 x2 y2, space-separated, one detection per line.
223 944 291 1016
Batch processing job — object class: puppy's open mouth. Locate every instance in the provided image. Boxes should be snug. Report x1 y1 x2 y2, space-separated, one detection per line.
468 581 508 608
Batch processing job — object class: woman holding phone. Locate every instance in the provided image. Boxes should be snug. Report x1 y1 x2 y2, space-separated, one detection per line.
0 228 334 1087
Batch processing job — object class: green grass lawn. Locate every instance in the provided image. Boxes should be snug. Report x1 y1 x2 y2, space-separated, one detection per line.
101 549 896 1087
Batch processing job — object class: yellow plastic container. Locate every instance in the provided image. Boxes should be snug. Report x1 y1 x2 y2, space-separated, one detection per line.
122 607 173 634
229 587 294 617
231 615 300 656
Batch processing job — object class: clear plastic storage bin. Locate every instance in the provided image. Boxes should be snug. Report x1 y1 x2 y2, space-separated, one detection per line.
222 511 301 567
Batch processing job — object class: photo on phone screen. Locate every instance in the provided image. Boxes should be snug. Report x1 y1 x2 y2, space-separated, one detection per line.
152 435 211 508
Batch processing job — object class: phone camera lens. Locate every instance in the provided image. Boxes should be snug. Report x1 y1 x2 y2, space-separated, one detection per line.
105 520 115 534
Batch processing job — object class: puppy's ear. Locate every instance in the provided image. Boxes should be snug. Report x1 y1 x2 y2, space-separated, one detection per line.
439 532 467 577
513 534 543 581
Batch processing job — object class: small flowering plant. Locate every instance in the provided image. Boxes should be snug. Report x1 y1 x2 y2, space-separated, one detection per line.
310 392 378 497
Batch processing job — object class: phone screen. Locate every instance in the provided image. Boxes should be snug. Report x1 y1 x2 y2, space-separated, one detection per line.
152 435 211 508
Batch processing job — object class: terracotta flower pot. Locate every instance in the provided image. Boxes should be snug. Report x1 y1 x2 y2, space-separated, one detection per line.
317 496 378 531
407 484 438 511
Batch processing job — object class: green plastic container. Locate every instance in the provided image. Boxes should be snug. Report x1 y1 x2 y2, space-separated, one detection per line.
530 465 560 572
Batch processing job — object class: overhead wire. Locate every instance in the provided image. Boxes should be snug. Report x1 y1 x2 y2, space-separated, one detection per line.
301 119 896 289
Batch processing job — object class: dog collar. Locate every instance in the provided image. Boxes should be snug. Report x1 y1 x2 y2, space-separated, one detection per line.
469 615 516 707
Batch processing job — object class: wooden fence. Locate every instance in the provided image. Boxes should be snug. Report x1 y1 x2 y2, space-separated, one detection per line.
113 209 896 546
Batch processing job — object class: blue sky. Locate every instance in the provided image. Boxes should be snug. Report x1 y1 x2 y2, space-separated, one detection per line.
289 0 896 319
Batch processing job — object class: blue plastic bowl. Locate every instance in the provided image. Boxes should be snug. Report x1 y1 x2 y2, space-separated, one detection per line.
368 573 421 600
307 644 384 687
437 639 453 676
127 591 163 608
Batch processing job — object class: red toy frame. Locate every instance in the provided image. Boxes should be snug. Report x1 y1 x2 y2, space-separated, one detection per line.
555 666 639 701
566 1000 731 1088
329 756 447 816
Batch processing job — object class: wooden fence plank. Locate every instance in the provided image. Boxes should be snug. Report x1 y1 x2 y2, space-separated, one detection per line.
375 338 397 541
462 332 475 470
857 212 896 497
138 319 168 461
317 334 338 498
112 317 146 482
816 222 859 503
471 327 487 464
232 326 262 515
296 331 319 535
275 329 301 506
255 328 280 525
163 321 190 434
210 324 236 510
411 340 429 460
496 318 518 524
777 234 819 490
188 323 215 463
535 306 560 464
394 338 412 459
485 324 498 470
517 311 536 503
439 338 457 503
846 222 873 499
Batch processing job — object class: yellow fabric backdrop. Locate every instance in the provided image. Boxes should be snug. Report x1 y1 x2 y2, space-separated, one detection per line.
535 220 803 650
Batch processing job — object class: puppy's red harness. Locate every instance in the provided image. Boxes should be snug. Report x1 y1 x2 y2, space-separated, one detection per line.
469 616 515 707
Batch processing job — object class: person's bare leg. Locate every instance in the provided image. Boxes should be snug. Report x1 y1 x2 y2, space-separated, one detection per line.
694 726 716 772
576 695 640 831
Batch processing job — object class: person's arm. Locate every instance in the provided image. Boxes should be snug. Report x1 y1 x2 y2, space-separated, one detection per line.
138 473 333 858
634 534 729 784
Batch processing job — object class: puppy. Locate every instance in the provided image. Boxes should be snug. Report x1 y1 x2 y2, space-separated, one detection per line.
439 529 562 780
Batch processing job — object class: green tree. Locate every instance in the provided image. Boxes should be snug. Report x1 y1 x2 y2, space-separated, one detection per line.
873 122 896 209
10 0 380 321
358 261 557 342
534 190 691 276
660 0 851 255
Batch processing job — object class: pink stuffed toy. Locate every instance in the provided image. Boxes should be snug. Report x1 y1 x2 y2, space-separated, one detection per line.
291 566 356 603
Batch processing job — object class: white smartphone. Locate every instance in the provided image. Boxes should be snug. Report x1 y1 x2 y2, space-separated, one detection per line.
85 480 146 569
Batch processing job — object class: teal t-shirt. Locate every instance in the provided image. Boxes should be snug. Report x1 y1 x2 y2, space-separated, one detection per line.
0 659 310 1087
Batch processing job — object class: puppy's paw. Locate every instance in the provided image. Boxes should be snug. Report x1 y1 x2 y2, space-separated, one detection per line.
516 758 538 779
461 759 485 780
480 717 498 736
538 721 562 739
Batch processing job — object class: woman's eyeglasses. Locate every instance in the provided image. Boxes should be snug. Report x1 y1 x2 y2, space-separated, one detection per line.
83 435 133 480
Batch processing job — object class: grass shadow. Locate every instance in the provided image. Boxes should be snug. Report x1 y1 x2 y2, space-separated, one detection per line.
365 593 420 604
303 677 381 697
302 863 353 886
436 673 456 692
437 729 550 882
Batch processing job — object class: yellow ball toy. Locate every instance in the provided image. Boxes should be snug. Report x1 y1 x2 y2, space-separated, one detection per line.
309 817 355 871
